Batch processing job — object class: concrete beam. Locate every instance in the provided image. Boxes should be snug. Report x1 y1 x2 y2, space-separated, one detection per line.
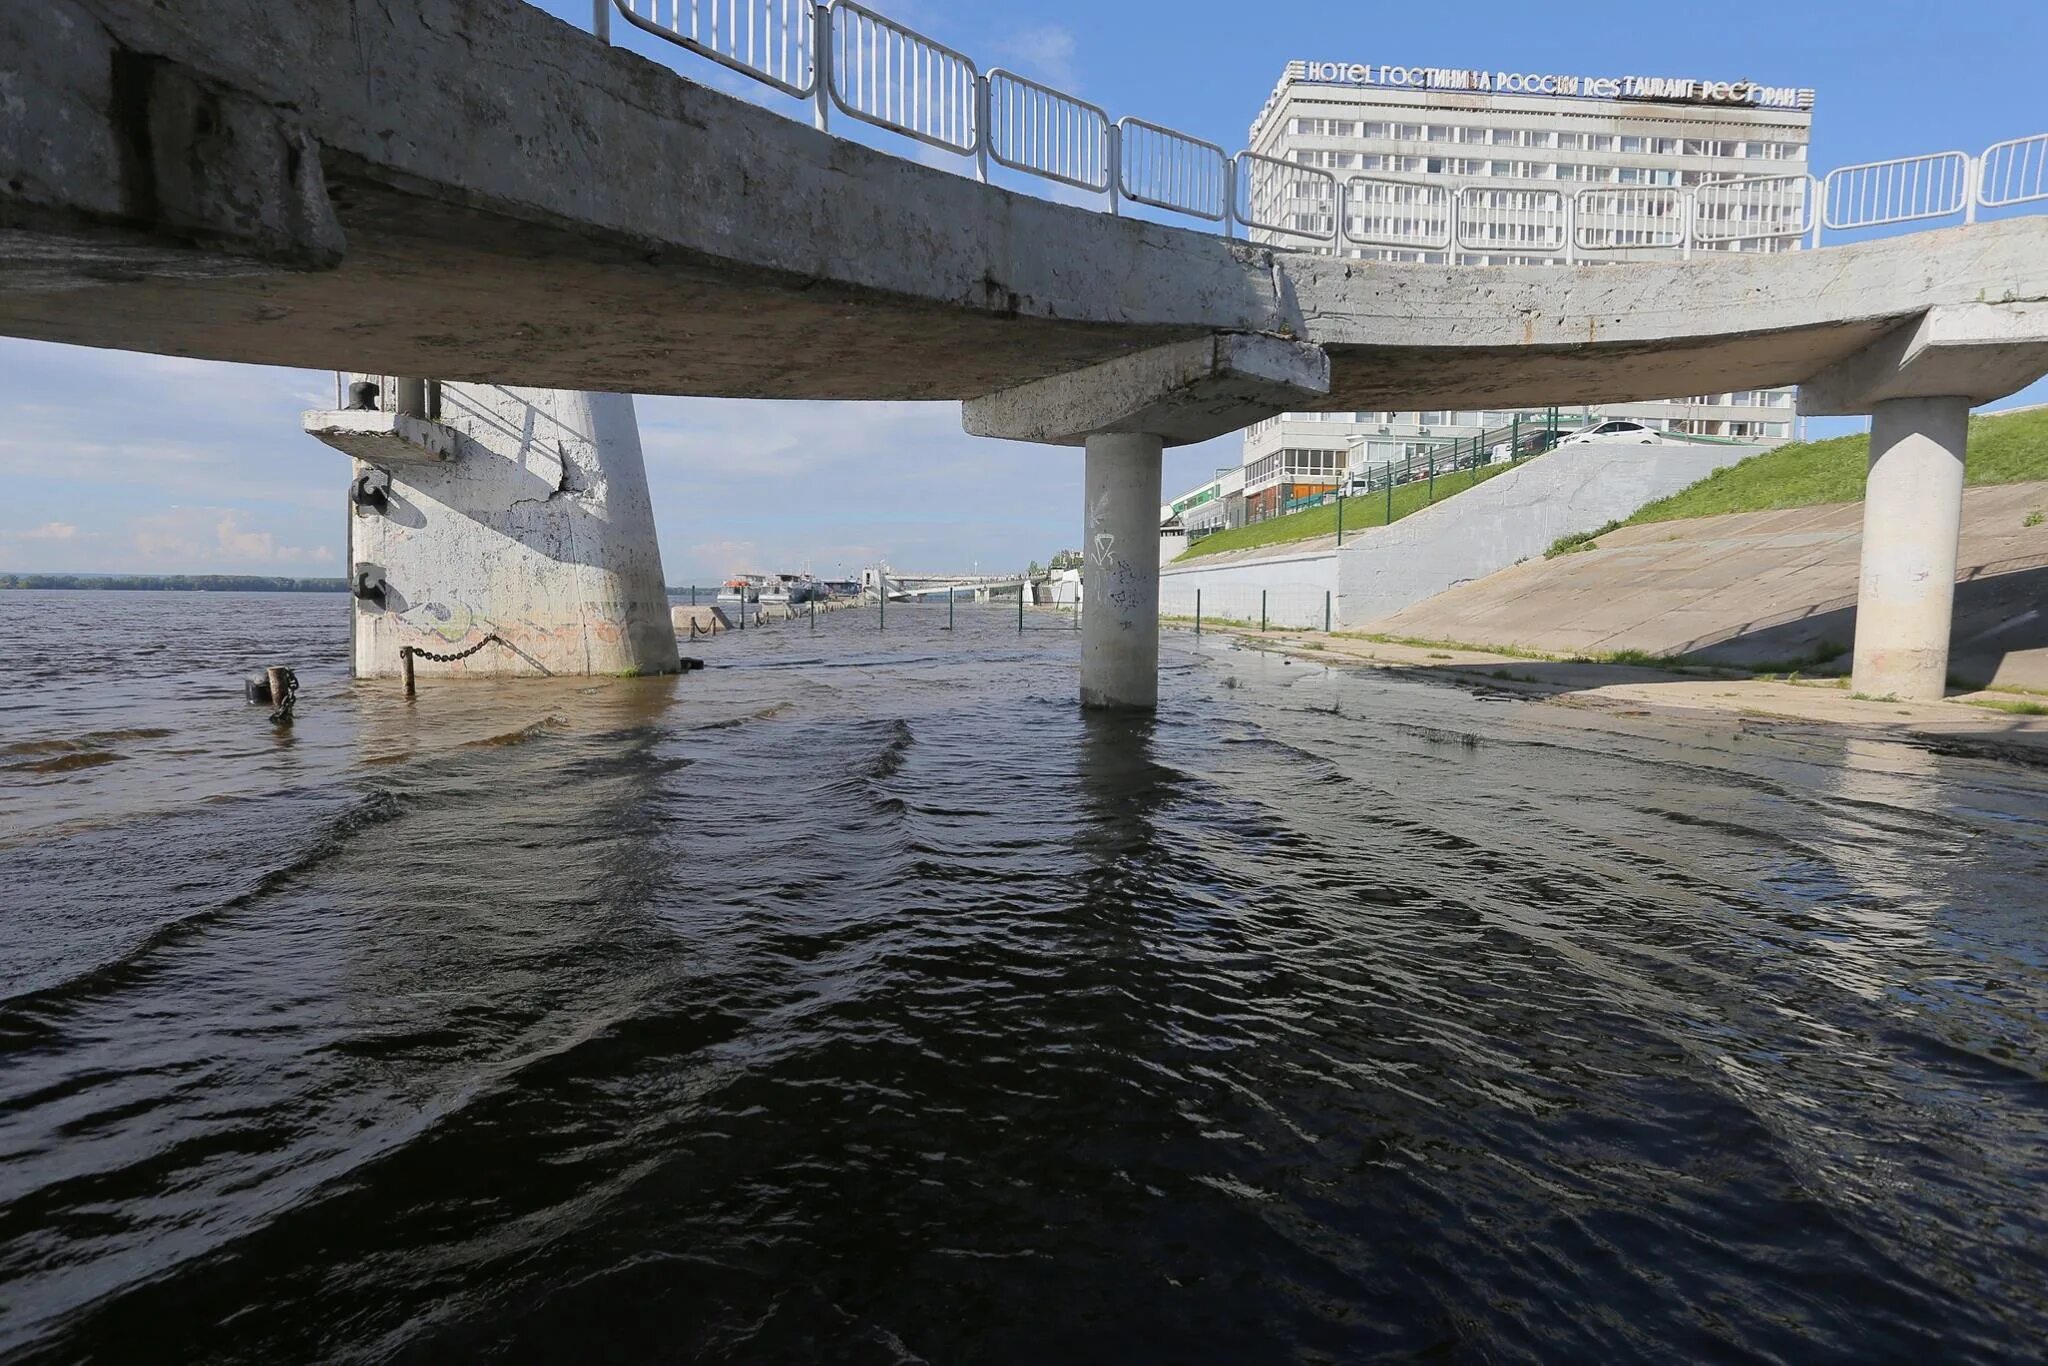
1798 304 2048 416
3 0 2047 409
0 0 343 290
961 335 1329 447
303 410 458 465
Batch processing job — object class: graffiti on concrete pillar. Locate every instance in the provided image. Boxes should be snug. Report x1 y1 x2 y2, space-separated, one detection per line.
1087 488 1142 622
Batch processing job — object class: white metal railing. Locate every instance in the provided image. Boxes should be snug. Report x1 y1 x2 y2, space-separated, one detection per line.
1341 175 1452 252
827 1 978 155
984 68 1112 195
1823 150 1972 231
600 1 2048 256
1573 186 1688 253
1234 151 1336 242
1456 186 1566 254
613 0 816 98
1118 117 1229 224
1693 174 1812 245
1979 133 2048 209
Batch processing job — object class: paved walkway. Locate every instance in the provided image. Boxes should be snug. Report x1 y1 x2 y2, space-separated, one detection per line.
1196 627 2048 759
1365 482 2048 690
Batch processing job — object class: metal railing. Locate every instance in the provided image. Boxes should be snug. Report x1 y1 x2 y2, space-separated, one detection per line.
600 1 2048 258
827 1 978 155
1822 150 1972 231
1234 150 1335 241
1692 173 1810 246
1456 186 1567 254
1343 175 1453 252
1979 133 2048 209
614 0 816 98
1573 186 1688 253
984 68 1112 194
1118 117 1229 223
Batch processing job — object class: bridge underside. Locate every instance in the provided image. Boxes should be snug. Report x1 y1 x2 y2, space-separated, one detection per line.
6 0 2047 413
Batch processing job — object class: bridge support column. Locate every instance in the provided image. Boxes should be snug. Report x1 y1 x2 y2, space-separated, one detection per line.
305 383 677 679
1850 396 1969 701
961 334 1332 711
1801 304 2048 701
1082 433 1165 709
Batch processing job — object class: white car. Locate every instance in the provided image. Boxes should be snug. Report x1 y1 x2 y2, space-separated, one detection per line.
1555 419 1667 447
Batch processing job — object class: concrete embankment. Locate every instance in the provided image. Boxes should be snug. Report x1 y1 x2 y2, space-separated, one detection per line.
1367 480 2048 690
1160 440 1757 629
1187 628 2048 759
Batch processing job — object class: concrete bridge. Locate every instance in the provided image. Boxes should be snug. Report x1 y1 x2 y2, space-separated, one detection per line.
7 0 2048 705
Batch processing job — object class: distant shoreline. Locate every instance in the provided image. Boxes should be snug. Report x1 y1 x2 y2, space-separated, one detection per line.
0 575 349 593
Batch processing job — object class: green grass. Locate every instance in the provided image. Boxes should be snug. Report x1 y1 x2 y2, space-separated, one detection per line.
1178 464 1512 561
1962 696 2048 716
1623 406 2048 527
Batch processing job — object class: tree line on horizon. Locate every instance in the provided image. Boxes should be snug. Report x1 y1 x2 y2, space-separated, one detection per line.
0 573 350 592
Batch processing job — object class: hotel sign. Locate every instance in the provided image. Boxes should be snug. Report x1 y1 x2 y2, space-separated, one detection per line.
1292 61 1814 111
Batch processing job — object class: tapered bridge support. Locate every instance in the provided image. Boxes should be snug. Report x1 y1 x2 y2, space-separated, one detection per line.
963 333 1331 711
305 382 677 679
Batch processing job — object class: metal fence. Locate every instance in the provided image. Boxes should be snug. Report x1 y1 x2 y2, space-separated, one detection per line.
984 68 1112 194
600 0 2046 254
613 0 817 96
1821 150 1971 230
1117 117 1229 223
1160 582 1334 632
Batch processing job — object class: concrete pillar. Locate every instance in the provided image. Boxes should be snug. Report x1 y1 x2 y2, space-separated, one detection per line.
344 383 677 679
1850 396 1970 701
1081 432 1164 709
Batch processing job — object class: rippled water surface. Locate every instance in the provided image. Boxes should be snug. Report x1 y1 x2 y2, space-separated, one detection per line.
3 589 2047 1362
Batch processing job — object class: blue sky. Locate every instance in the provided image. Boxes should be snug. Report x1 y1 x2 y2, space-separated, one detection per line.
5 0 2046 579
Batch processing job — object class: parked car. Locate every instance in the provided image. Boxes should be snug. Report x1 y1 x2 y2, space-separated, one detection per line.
1555 419 1667 447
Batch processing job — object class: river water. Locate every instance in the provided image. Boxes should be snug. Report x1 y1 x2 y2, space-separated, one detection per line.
2 589 2045 1362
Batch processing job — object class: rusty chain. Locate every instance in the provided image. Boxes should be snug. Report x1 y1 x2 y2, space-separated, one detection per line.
401 633 506 664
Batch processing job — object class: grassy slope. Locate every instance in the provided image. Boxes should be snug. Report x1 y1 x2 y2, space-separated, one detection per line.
1623 406 2048 527
1177 464 1510 561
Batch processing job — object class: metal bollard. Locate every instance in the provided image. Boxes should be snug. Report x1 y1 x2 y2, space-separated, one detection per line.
1195 588 1202 636
1325 590 1332 633
1260 590 1267 633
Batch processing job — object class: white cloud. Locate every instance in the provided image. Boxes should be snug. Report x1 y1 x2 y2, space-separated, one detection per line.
129 507 333 568
20 521 80 541
992 24 1080 92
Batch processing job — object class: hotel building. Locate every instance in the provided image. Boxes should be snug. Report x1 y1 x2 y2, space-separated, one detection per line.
1189 62 1815 531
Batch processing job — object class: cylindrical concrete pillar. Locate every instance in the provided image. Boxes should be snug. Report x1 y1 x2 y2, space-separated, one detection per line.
1850 395 1970 701
1081 432 1164 709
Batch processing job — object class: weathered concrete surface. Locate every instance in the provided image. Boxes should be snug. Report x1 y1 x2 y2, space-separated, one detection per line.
302 410 458 465
1366 481 2048 690
1801 304 2048 416
1334 441 1759 625
964 336 1329 446
330 384 676 679
1849 398 1970 700
1082 434 1164 709
671 604 730 635
1155 442 1756 628
6 0 2048 412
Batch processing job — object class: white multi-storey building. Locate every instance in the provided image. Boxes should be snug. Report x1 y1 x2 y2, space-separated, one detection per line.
1211 62 1813 526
